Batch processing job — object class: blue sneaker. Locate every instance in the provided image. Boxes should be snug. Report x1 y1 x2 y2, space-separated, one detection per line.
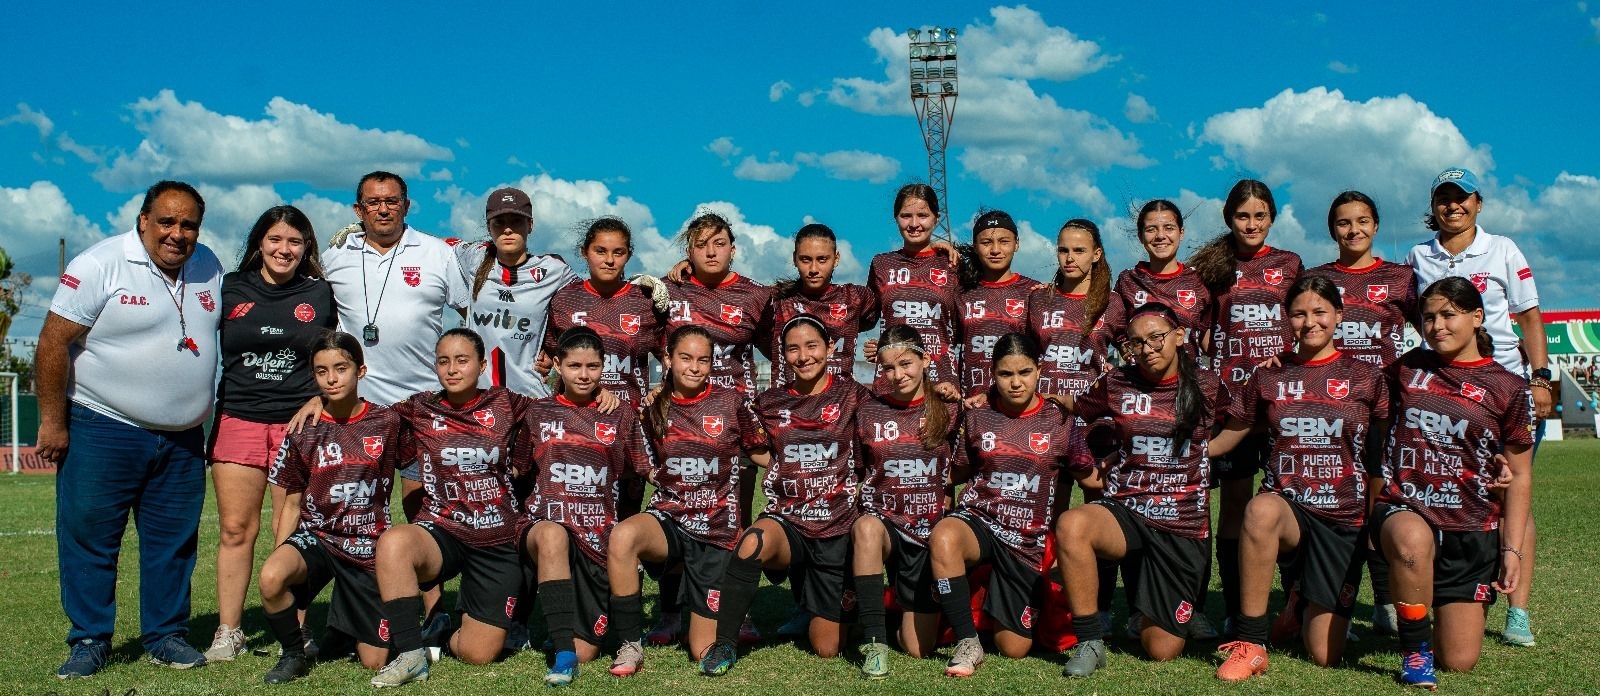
545 650 579 687
1400 644 1437 690
57 639 110 679
1503 607 1536 647
147 634 206 670
698 640 737 676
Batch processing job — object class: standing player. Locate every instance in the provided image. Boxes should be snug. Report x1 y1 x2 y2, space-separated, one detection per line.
606 325 770 676
368 329 532 688
1111 200 1214 358
1055 303 1227 678
1187 180 1303 634
519 326 653 686
257 332 403 683
1206 277 1388 680
1028 219 1121 401
1373 276 1533 689
852 326 960 678
1405 167 1548 648
542 217 663 408
457 187 578 397
699 315 872 676
764 223 879 387
956 211 1041 398
869 184 960 392
930 332 1095 677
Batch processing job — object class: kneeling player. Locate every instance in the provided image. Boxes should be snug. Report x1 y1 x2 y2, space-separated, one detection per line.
259 332 404 683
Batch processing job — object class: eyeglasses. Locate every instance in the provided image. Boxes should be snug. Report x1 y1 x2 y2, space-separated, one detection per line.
360 198 405 211
1123 330 1173 352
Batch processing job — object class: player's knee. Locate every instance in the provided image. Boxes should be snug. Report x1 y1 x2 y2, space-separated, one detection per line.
1437 649 1478 673
851 516 882 549
734 528 765 562
218 513 258 547
1308 648 1341 668
1144 641 1183 661
257 563 288 596
998 640 1031 659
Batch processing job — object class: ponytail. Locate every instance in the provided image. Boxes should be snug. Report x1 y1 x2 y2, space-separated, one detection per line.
1474 326 1495 360
1058 219 1112 337
470 244 495 301
1188 232 1238 292
1171 345 1204 446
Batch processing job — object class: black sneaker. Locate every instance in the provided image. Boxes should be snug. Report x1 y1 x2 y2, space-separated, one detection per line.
148 634 207 670
699 640 738 676
56 639 110 679
264 652 312 684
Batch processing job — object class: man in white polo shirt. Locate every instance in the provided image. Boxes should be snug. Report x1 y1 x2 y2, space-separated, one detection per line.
322 171 468 519
1406 165 1548 648
36 181 223 678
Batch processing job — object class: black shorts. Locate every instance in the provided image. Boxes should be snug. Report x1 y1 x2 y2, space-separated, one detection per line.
1370 503 1499 605
884 521 938 613
417 521 522 629
284 531 385 647
1282 497 1365 618
1212 431 1267 484
566 539 613 646
766 515 851 622
645 511 732 620
954 513 1046 639
1096 500 1210 638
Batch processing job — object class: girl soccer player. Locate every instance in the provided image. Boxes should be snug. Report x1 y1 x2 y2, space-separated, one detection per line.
1055 303 1227 677
869 184 961 392
1110 200 1214 358
851 325 960 678
764 223 879 387
258 331 401 683
956 210 1041 398
519 326 653 686
605 325 770 676
542 217 663 409
699 315 872 676
1027 218 1121 401
931 333 1095 678
1372 277 1533 689
1207 276 1388 679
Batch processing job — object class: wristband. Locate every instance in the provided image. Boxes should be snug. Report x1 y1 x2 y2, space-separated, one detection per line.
1530 378 1552 390
1501 546 1525 561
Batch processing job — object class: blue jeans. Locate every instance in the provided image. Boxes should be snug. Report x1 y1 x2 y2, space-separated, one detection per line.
56 403 206 650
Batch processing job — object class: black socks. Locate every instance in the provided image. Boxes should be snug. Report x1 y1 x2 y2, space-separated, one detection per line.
935 576 976 641
266 605 305 656
381 596 425 653
611 592 644 644
540 579 577 655
713 553 764 645
853 574 888 644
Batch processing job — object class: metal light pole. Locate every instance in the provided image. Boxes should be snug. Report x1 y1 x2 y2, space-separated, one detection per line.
907 26 959 244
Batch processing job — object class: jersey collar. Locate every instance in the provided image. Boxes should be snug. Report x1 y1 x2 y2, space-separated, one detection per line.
319 400 372 423
671 383 714 404
689 272 740 289
1136 260 1186 279
1425 225 1491 260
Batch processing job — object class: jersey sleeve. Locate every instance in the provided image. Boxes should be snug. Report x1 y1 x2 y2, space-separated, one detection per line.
443 243 472 311
48 254 112 327
1074 376 1112 422
737 396 768 453
1502 385 1536 447
854 284 883 331
624 414 654 477
1061 415 1094 473
267 433 306 493
1501 240 1540 313
1369 368 1393 424
1227 371 1264 424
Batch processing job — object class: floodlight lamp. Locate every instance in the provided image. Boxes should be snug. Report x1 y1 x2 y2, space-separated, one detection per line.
912 84 924 95
929 28 942 41
907 28 920 41
947 27 958 39
942 82 955 93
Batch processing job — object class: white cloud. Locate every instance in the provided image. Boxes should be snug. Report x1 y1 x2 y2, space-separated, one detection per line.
55 134 101 164
733 155 799 183
94 90 453 191
1483 172 1600 305
288 193 359 247
1328 60 1359 74
0 103 53 140
1591 15 1600 40
769 80 792 102
797 90 820 107
706 136 741 163
960 5 1116 81
1124 93 1157 123
793 150 901 183
507 155 528 167
426 169 453 182
0 182 109 331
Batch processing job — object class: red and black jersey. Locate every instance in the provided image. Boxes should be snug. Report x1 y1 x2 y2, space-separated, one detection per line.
665 274 772 397
1026 286 1123 397
958 274 1041 397
869 248 959 390
954 398 1092 570
270 402 404 571
1075 368 1227 539
645 386 768 549
544 280 663 407
856 396 959 544
754 375 871 538
1379 349 1533 533
1213 247 1302 390
1230 353 1389 527
1303 260 1418 368
394 386 530 547
764 283 879 388
1111 262 1214 357
520 395 653 565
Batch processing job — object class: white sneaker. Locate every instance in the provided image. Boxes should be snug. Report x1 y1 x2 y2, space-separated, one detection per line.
203 624 247 662
371 648 430 688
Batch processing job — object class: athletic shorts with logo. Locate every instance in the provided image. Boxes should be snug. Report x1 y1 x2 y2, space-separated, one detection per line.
1280 496 1366 618
1370 503 1500 605
954 512 1045 638
644 510 732 620
764 515 852 622
563 537 613 645
1095 500 1210 638
877 515 939 613
418 521 522 629
284 530 385 647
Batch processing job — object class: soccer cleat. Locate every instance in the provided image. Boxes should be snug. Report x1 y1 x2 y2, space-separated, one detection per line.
371 648 430 688
1062 638 1107 678
737 615 762 646
1215 641 1269 682
859 641 890 680
777 607 812 639
56 639 110 679
645 613 681 646
263 652 312 684
699 640 738 676
1187 612 1220 641
504 622 533 652
421 612 451 663
609 640 645 677
1399 644 1438 690
148 634 207 670
1372 603 1398 636
943 637 984 677
545 650 579 687
1502 607 1536 647
204 624 247 662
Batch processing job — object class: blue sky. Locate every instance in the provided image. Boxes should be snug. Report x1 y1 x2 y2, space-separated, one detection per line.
4 2 1599 342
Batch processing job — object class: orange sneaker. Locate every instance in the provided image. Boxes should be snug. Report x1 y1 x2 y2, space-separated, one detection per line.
1215 641 1268 682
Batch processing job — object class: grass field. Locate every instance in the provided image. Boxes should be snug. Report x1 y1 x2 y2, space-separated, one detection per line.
4 442 1598 695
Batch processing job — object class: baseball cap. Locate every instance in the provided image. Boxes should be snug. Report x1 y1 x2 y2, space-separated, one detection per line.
973 210 1017 234
486 187 533 220
1431 167 1479 196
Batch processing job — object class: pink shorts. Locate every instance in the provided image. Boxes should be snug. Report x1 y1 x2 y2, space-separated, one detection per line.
209 414 290 469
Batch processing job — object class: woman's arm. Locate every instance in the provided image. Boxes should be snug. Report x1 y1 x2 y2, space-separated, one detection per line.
273 488 303 545
1207 416 1254 458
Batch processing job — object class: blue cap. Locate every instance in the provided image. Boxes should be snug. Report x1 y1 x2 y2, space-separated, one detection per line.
1432 167 1479 195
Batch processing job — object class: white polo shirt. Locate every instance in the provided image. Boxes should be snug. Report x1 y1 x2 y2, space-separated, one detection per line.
1406 225 1539 375
322 226 469 405
49 229 224 430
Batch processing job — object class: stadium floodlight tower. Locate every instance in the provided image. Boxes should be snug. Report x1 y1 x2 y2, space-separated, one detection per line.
907 25 959 244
